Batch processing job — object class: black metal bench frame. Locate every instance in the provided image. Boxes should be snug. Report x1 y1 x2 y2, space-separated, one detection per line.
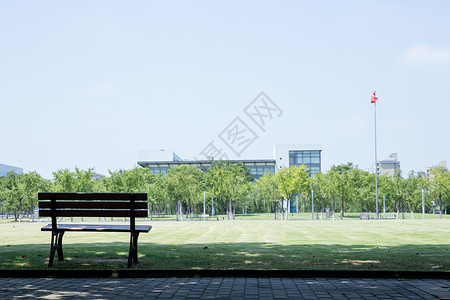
38 192 151 268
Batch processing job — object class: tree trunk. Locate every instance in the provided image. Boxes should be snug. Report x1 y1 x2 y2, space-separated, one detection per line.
340 195 344 220
410 204 414 219
187 199 191 221
228 198 233 220
274 202 278 220
332 197 336 220
176 200 179 221
396 198 400 220
321 196 324 220
30 199 34 222
286 199 289 220
401 201 405 219
439 194 443 219
18 199 22 223
180 201 184 221
150 202 154 221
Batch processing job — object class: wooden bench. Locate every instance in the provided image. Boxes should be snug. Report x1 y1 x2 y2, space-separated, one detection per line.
38 192 151 268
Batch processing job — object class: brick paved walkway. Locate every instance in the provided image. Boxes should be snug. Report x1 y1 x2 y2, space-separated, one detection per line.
0 277 449 299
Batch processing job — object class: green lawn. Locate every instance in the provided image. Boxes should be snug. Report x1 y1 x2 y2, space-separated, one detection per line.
0 218 449 271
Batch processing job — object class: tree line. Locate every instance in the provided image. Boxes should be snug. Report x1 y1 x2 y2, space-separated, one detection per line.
0 162 448 222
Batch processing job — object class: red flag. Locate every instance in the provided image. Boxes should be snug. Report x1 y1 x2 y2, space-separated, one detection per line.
371 92 378 103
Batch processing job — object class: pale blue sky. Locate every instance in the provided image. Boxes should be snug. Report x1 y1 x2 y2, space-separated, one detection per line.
1 1 449 179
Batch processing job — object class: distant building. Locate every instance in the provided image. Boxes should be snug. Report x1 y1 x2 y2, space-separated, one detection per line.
273 144 322 177
417 171 427 178
92 173 106 180
0 163 23 177
427 161 448 177
138 149 276 180
137 144 322 181
370 153 400 176
139 150 183 163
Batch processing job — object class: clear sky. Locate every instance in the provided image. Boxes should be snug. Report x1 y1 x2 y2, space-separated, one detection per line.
1 1 449 179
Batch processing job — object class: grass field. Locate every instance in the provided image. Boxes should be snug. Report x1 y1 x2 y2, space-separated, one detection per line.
1 218 449 271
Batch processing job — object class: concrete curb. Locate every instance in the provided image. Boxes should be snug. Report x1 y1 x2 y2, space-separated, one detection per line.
0 269 448 279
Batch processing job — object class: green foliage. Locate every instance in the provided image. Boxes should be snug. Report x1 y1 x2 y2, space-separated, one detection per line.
256 171 281 218
1 162 448 222
328 162 358 219
206 161 253 220
0 171 47 222
166 165 205 220
428 167 450 219
275 165 310 219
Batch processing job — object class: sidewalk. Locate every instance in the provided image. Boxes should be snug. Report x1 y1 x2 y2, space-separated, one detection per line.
1 276 449 299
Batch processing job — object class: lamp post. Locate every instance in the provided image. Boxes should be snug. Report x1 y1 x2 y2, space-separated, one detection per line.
371 91 380 219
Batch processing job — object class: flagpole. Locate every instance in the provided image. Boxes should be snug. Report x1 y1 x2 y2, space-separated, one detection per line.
374 96 379 219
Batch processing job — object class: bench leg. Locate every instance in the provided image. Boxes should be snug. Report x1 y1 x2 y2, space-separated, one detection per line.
48 231 65 267
127 232 140 268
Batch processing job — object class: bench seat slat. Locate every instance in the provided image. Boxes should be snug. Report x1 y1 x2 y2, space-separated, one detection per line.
38 193 147 201
39 201 148 210
41 224 151 233
39 209 148 218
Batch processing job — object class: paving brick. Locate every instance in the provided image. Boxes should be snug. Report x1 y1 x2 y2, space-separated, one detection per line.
2 277 450 299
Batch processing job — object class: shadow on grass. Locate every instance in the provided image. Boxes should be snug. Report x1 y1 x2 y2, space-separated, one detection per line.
1 241 449 271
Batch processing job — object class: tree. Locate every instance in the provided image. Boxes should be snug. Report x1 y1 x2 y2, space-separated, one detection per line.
310 172 332 219
328 163 357 220
53 169 76 192
392 170 406 219
256 172 281 219
166 165 205 221
206 161 252 220
350 169 373 214
22 171 47 221
73 167 96 192
0 171 47 222
2 172 25 222
428 167 450 219
147 173 168 218
378 174 397 214
275 165 310 220
402 171 423 219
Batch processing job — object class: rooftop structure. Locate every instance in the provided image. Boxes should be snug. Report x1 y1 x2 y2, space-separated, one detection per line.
370 153 400 176
427 161 448 176
0 163 23 177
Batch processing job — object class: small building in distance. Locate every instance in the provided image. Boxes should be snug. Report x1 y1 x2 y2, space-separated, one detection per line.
370 153 400 176
427 161 448 176
0 163 23 177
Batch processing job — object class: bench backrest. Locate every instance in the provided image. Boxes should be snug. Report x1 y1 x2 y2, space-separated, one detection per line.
38 193 148 219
